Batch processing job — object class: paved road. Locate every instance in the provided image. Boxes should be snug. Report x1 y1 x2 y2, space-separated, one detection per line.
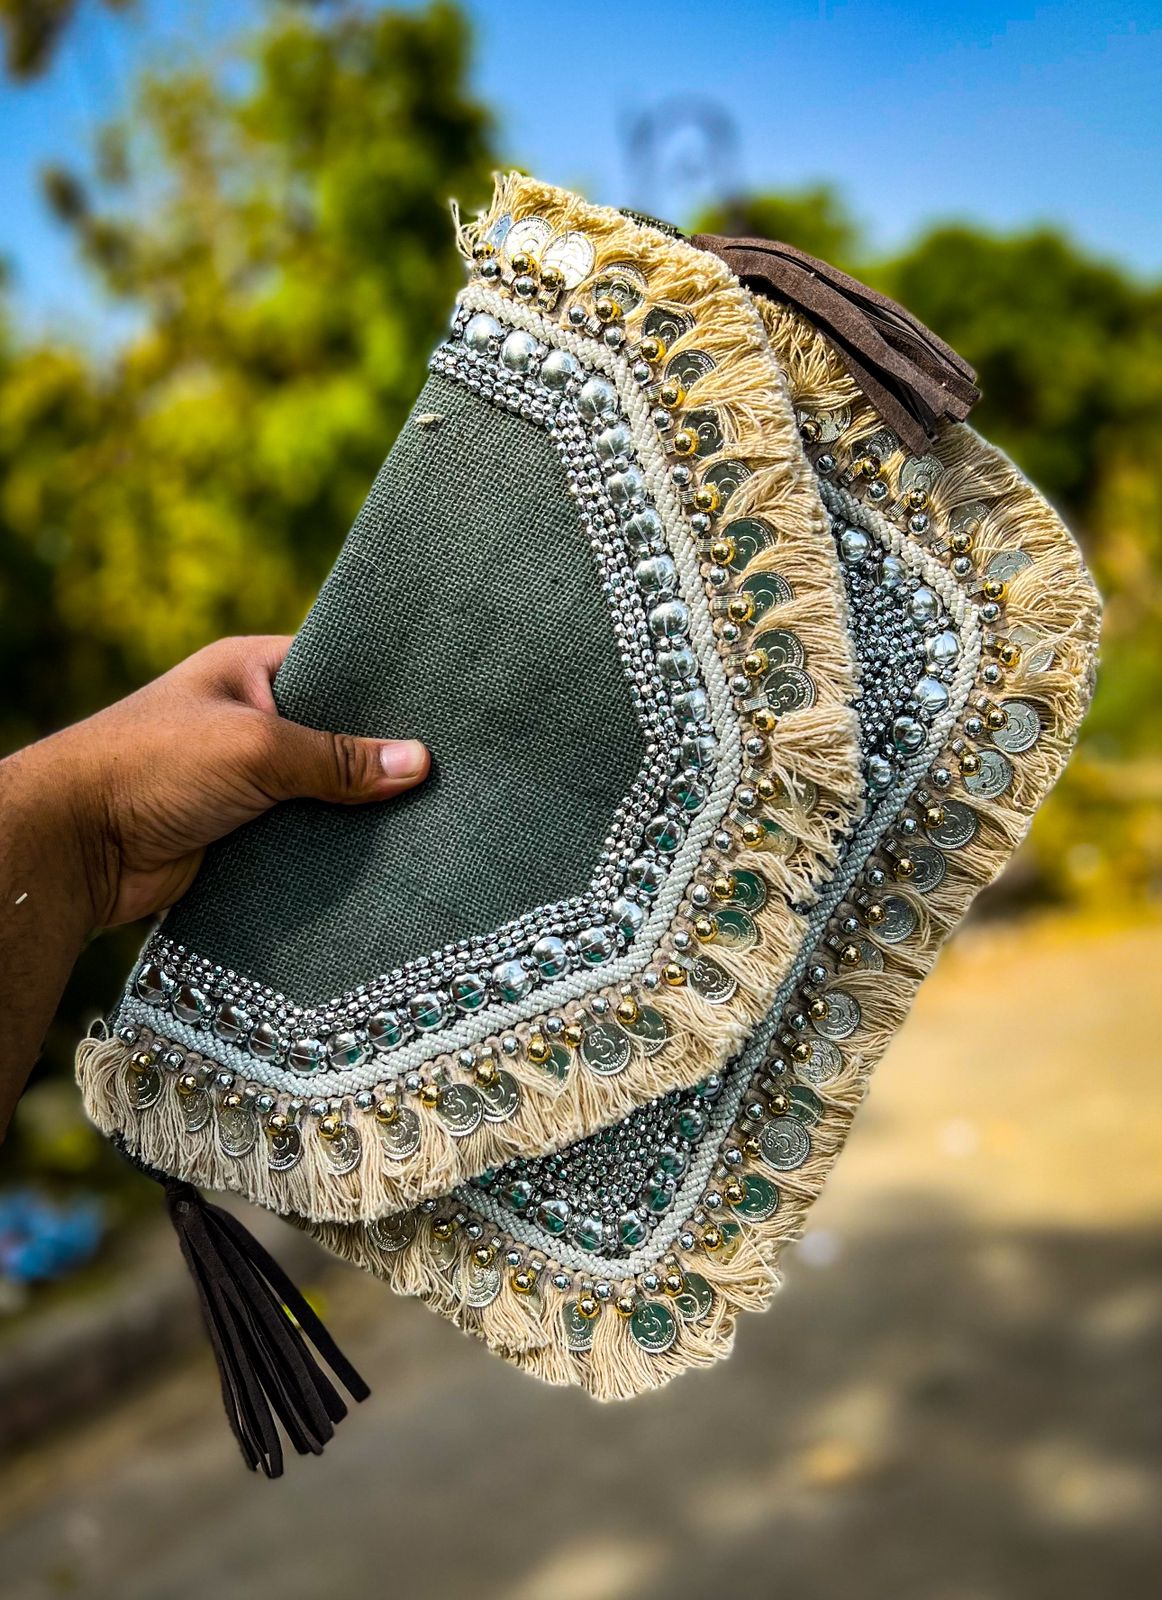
3 917 1160 1600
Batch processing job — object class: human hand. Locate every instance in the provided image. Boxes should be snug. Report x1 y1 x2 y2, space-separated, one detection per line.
10 634 430 933
0 635 429 1135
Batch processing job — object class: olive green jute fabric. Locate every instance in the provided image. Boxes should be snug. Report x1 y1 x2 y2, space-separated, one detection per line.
163 373 646 1003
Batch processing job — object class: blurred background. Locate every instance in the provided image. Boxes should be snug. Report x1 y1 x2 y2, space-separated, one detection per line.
0 2 1159 1595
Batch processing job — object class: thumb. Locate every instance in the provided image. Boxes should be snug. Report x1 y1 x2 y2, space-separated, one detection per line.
257 716 430 806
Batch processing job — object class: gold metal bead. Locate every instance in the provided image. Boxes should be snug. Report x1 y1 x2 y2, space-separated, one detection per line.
432 1217 456 1240
615 995 640 1024
756 776 778 801
724 590 753 620
769 1090 790 1116
854 453 881 478
713 540 739 570
671 428 698 457
951 530 973 554
577 1294 601 1319
752 708 778 733
959 751 982 775
508 249 538 276
982 577 1007 603
637 335 666 363
997 641 1021 668
693 914 716 942
658 378 685 409
614 1293 637 1317
510 1267 536 1294
563 1021 585 1049
419 1081 441 1109
473 1059 498 1086
473 1244 496 1266
318 1113 342 1140
662 962 687 987
743 648 769 677
702 1224 724 1251
865 901 886 926
594 294 622 323
693 484 720 514
799 416 823 444
741 820 765 847
222 1090 243 1110
923 804 946 829
375 1096 399 1125
895 856 916 879
525 1032 551 1064
471 239 495 261
742 1138 761 1163
711 873 735 901
791 1040 811 1062
539 263 565 291
839 942 861 966
723 1177 746 1206
986 706 1007 731
662 1271 685 1296
177 1073 200 1096
266 1113 289 1136
906 486 929 511
808 995 829 1019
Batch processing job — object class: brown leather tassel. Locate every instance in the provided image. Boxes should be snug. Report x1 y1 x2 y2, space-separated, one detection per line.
140 1166 369 1477
693 233 980 453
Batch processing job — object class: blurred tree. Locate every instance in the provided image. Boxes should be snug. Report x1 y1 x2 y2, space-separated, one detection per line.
0 0 497 1175
697 186 864 273
0 0 132 80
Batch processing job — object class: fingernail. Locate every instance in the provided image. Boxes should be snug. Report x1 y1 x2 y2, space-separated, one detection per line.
380 740 427 780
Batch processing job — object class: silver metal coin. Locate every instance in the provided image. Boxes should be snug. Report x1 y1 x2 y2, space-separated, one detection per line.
128 1063 163 1110
908 844 947 893
689 954 738 1005
581 1020 633 1076
763 666 817 713
992 699 1041 755
673 1272 714 1322
463 1260 501 1309
877 894 919 944
854 939 884 971
985 547 1033 584
813 990 861 1041
712 908 758 951
321 1122 362 1177
760 1117 811 1171
797 1036 843 1086
182 1086 212 1134
479 1069 521 1122
267 1122 303 1173
369 1211 416 1254
925 798 978 850
437 1082 485 1139
755 627 805 669
379 1107 422 1161
623 1006 670 1056
629 1300 678 1354
963 747 1013 801
218 1100 258 1159
562 1301 596 1353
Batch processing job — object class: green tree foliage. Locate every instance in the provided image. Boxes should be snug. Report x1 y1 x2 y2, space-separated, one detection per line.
0 2 497 1171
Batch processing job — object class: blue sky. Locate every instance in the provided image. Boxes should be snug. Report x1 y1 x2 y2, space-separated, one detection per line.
1 0 1159 342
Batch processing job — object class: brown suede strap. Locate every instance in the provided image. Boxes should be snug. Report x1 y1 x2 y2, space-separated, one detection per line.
692 233 981 453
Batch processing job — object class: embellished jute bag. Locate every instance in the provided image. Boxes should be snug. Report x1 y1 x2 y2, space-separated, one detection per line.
76 174 1100 1473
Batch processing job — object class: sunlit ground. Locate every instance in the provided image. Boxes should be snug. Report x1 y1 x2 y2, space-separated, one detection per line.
2 913 1160 1600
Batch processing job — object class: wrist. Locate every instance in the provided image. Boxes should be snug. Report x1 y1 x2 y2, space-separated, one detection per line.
0 734 114 943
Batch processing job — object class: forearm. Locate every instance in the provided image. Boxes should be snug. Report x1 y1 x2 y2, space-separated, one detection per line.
0 743 97 1141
